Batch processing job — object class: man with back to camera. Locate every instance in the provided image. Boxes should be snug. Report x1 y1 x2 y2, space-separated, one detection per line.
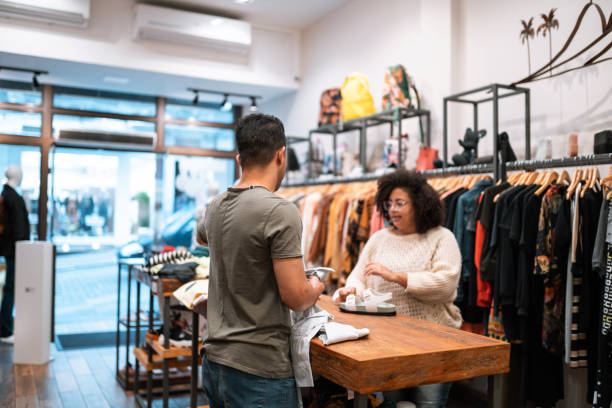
0 166 30 344
202 113 325 408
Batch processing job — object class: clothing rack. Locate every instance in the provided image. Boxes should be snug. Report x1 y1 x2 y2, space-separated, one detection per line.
282 154 612 188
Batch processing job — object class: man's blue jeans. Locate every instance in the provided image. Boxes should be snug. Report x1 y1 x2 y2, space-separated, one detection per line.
202 355 298 408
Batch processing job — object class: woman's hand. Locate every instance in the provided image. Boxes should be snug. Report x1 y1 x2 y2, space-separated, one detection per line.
364 263 405 287
333 286 357 304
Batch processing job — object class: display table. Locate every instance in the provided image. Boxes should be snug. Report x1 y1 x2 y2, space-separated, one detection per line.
311 296 510 408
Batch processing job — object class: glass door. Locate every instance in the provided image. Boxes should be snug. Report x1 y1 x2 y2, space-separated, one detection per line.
50 147 156 345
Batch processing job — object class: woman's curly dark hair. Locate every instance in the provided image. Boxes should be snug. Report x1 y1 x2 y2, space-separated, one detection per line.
375 169 444 234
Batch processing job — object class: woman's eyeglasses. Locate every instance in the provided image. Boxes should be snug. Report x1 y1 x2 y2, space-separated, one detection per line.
383 200 409 211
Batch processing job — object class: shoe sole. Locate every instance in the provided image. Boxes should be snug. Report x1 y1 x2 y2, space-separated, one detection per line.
338 307 396 316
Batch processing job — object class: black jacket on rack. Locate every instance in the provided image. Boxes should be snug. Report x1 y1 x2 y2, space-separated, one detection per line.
0 184 30 257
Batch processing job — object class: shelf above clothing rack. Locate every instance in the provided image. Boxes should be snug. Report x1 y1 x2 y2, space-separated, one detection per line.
308 107 431 177
282 154 612 188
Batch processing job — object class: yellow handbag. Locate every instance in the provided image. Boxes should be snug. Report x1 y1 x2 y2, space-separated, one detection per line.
341 73 376 121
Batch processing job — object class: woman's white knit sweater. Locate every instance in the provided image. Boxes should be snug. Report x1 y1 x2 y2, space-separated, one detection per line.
345 226 463 328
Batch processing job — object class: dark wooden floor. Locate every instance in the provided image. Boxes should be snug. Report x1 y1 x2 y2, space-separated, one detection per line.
0 343 199 408
0 342 482 408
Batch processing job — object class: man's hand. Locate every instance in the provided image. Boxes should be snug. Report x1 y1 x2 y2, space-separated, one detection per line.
192 294 207 316
308 275 325 297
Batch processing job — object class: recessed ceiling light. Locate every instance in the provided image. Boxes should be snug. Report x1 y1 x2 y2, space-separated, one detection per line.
103 76 130 85
234 0 254 4
211 18 224 26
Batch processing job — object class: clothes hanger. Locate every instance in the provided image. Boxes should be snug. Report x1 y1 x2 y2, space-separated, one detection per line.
526 171 539 185
558 170 571 186
566 169 583 199
535 171 558 196
581 168 594 198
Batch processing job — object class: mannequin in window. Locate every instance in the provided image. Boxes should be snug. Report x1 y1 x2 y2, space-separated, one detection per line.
0 165 30 344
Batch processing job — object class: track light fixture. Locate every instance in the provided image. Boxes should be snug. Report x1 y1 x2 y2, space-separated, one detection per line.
32 73 40 89
187 88 260 113
0 66 48 89
219 93 228 108
192 90 199 105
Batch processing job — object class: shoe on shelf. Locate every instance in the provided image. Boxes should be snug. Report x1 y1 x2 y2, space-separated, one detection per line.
0 335 14 344
146 327 162 342
158 329 195 348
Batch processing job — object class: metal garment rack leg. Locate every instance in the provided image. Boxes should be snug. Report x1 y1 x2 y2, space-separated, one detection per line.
147 287 154 408
162 295 170 408
398 112 403 167
492 85 499 181
126 265 132 383
308 130 313 179
115 262 122 383
443 98 448 166
332 130 338 175
190 311 199 408
133 276 141 396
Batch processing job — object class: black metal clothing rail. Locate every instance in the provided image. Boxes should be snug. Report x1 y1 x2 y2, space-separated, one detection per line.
308 107 431 177
282 154 612 188
443 83 531 181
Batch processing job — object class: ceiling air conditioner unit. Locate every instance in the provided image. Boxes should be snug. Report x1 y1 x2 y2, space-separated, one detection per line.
133 4 252 54
0 0 90 27
56 129 156 152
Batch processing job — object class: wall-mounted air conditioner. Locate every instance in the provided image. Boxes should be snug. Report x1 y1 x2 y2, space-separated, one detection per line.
132 4 252 54
56 129 156 152
0 0 90 27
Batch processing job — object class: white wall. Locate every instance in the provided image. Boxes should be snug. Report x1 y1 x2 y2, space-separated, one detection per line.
263 0 612 171
0 0 301 96
262 0 456 172
454 0 612 160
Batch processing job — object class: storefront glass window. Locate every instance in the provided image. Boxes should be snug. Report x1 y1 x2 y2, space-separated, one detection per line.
53 88 156 116
164 124 234 151
50 148 235 337
52 114 155 138
0 109 41 136
0 80 41 105
0 145 41 239
165 102 234 124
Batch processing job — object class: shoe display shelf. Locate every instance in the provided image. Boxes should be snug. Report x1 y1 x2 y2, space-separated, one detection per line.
131 266 203 408
442 83 531 181
115 257 150 390
307 107 431 177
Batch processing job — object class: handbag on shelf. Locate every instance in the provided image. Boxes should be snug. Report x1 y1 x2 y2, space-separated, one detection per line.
416 146 438 171
382 64 414 110
341 73 376 121
318 88 342 126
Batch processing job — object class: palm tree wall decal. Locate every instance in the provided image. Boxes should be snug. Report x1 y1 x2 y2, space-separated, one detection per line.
537 8 560 76
520 17 535 74
512 1 611 85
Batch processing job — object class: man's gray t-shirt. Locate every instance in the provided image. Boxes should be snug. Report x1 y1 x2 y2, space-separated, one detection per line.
203 186 302 378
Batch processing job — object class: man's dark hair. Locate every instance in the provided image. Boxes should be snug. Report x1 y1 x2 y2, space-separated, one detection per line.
374 169 444 234
235 114 286 169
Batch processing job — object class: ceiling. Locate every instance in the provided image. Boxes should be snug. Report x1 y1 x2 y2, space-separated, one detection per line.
151 0 350 30
0 52 294 104
0 0 351 104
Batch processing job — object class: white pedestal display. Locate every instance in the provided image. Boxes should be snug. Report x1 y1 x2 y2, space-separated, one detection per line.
14 241 54 365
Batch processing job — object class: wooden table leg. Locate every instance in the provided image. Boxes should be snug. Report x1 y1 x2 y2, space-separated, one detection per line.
354 392 368 408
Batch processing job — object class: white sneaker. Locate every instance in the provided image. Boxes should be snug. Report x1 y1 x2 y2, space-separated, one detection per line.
0 335 14 344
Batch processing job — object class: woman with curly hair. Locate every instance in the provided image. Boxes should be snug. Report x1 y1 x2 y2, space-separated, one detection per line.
333 169 462 407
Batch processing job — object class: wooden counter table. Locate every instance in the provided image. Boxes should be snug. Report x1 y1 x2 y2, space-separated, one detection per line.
310 296 510 408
